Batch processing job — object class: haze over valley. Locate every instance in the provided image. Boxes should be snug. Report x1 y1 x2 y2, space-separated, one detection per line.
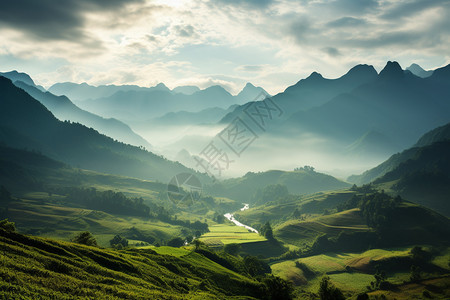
1 0 450 299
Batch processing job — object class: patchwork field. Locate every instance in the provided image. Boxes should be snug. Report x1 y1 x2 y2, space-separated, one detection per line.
199 223 266 247
271 246 450 296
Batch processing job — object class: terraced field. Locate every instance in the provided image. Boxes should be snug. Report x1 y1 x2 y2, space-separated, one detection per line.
199 223 266 247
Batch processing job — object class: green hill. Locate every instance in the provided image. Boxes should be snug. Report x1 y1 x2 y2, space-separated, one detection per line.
0 225 270 299
206 168 350 204
274 197 450 252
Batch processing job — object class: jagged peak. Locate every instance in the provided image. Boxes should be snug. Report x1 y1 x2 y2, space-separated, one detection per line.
379 61 404 79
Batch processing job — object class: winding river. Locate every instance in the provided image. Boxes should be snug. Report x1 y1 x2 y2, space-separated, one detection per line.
224 204 258 233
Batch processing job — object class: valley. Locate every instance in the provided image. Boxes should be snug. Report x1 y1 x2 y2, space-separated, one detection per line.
1 14 450 297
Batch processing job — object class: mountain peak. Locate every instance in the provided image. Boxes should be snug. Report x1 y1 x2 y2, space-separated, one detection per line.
406 63 433 78
244 82 256 88
153 82 170 91
307 71 323 80
379 61 404 79
0 70 36 87
342 64 378 80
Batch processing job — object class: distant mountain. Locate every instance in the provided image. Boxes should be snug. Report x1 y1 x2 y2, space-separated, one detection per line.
206 169 350 203
0 76 204 182
0 70 45 91
235 83 269 104
77 85 242 121
48 82 147 102
406 63 433 78
146 106 236 126
172 85 200 95
348 122 450 216
282 61 450 150
13 80 151 148
414 122 450 147
220 64 378 124
276 64 378 113
348 122 450 185
374 140 450 216
345 130 399 158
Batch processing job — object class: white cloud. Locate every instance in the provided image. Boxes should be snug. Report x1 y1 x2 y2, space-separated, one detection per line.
0 0 449 93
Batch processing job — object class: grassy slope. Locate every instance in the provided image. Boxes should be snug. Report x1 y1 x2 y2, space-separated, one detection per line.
7 197 183 247
274 208 370 247
0 227 264 299
235 190 355 228
271 247 450 297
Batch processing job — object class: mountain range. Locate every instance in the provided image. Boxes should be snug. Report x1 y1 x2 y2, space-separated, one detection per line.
220 62 450 165
0 76 201 182
49 81 268 122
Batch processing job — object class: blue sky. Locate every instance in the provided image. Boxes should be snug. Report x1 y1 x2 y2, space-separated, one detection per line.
0 0 449 94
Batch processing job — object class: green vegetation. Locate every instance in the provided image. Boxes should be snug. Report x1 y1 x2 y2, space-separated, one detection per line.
318 276 345 300
206 169 350 204
0 226 295 299
199 223 266 247
72 231 98 246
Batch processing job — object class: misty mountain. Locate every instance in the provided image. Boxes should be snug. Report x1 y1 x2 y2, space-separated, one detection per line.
0 70 46 91
345 130 399 158
220 64 378 124
282 61 450 151
0 76 203 182
49 82 147 102
142 106 237 127
375 139 450 217
205 168 350 203
76 84 266 122
406 63 433 78
348 122 450 185
172 85 200 95
12 81 151 148
274 64 378 113
235 82 269 104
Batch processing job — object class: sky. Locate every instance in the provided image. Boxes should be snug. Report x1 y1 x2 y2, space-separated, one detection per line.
0 0 449 94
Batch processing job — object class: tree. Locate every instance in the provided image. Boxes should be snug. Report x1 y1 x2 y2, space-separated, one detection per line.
110 235 129 248
243 256 271 277
0 219 16 232
262 275 293 300
410 265 421 282
215 214 225 224
167 237 184 247
72 231 97 246
193 239 203 250
224 243 241 256
260 221 274 240
318 276 345 300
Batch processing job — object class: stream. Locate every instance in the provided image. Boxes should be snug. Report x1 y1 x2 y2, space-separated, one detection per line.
224 204 258 233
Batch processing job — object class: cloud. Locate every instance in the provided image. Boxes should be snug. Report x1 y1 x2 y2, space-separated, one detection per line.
289 18 314 45
0 0 143 42
212 0 274 9
381 0 450 20
236 65 266 72
326 17 366 27
322 47 341 57
174 25 196 38
328 0 379 14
